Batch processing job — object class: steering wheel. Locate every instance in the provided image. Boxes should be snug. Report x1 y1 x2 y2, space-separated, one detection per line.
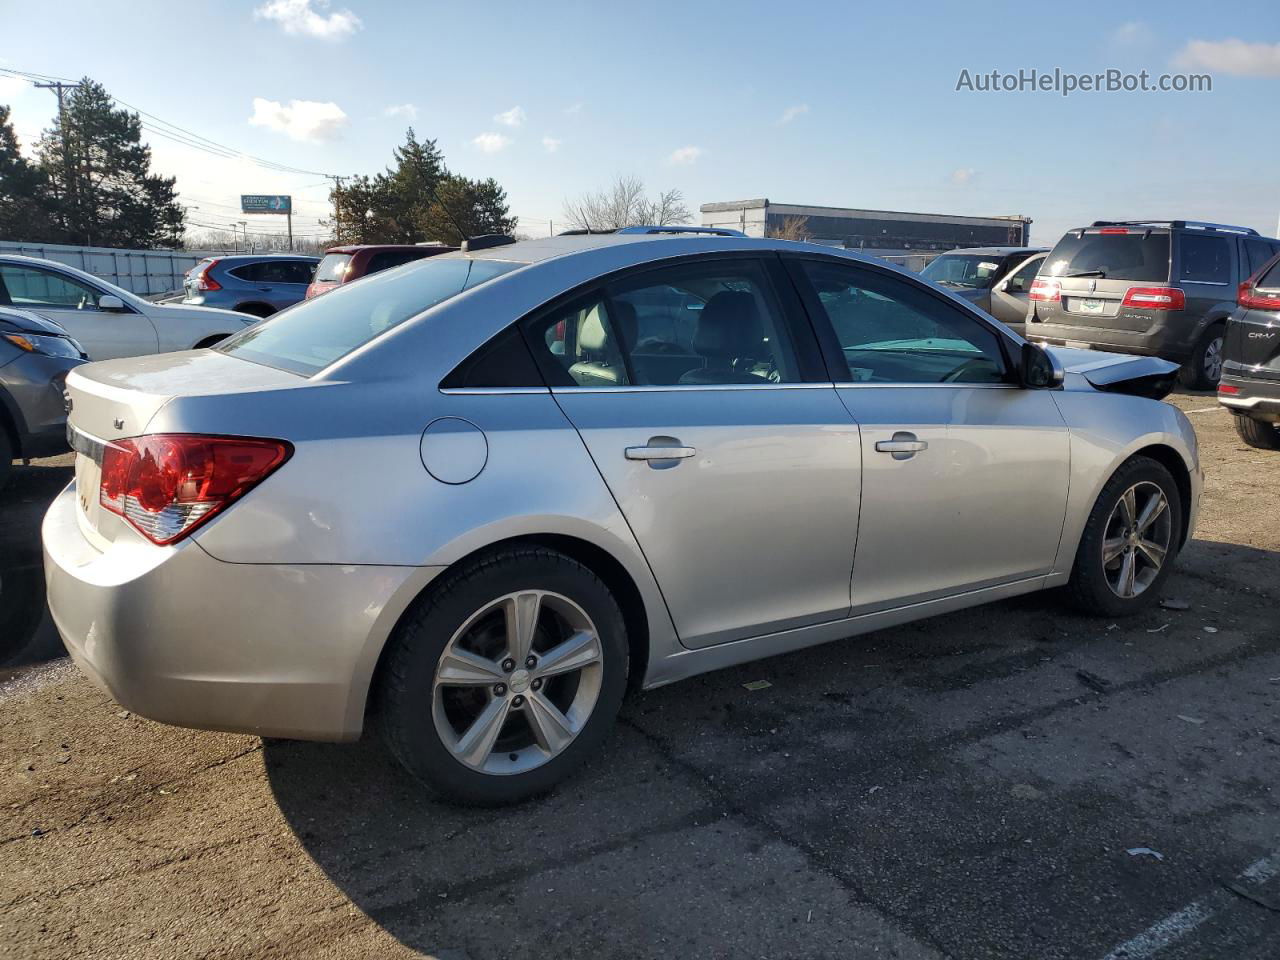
941 358 993 384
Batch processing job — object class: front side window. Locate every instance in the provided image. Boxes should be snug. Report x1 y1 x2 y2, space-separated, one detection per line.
1004 255 1044 293
219 256 521 375
799 260 1007 384
1179 234 1231 284
527 259 802 387
0 265 104 310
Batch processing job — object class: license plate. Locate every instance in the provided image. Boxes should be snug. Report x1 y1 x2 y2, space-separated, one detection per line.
1077 298 1105 314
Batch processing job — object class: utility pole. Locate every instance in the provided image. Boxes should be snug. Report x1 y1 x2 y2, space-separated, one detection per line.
35 80 82 241
325 174 346 243
236 221 247 253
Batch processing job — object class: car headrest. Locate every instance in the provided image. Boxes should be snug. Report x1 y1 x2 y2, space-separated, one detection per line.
578 304 610 351
694 291 764 359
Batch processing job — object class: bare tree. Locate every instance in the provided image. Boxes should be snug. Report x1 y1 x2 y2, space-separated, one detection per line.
562 175 692 232
767 215 810 242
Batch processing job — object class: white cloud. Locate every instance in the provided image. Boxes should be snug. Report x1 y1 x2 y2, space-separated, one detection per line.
249 97 348 142
564 102 583 115
778 103 809 125
1109 21 1151 46
950 167 977 185
494 105 526 127
541 135 561 153
383 103 417 119
472 132 512 153
254 0 362 40
667 145 703 166
1175 38 1280 76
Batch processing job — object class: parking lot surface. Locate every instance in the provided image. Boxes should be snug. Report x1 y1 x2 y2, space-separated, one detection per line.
2 393 1278 960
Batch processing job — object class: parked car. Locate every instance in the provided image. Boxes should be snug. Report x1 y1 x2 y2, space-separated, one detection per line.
918 246 1047 314
986 252 1047 334
1025 221 1280 389
46 230 1200 804
0 255 254 361
183 255 320 317
305 244 456 299
1219 249 1280 449
0 306 87 489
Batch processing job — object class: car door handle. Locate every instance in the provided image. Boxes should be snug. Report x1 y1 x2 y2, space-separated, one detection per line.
625 437 695 468
875 432 928 460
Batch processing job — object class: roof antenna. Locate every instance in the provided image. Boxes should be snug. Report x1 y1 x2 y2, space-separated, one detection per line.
427 181 470 245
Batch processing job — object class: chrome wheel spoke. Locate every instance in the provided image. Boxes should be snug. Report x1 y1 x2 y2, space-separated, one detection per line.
536 630 602 679
1137 492 1167 533
503 591 543 663
1137 538 1166 568
1120 488 1138 527
526 692 576 755
1118 549 1137 598
453 697 511 768
1102 536 1127 563
436 648 506 687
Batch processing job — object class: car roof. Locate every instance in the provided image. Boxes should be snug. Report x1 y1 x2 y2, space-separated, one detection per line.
323 244 454 254
205 254 319 263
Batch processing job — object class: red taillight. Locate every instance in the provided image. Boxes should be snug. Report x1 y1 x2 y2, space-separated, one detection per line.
1029 278 1061 302
1239 279 1280 310
1218 383 1240 395
1098 227 1129 234
99 434 291 545
1121 286 1186 310
194 259 222 292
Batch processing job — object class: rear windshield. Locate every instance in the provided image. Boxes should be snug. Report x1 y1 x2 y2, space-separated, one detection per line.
314 253 352 283
1043 232 1171 283
218 257 522 375
920 254 1006 289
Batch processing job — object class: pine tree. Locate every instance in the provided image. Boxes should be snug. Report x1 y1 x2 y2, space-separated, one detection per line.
36 78 185 248
0 105 59 242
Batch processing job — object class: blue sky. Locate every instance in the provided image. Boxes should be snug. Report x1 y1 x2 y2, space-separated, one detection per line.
2 0 1278 245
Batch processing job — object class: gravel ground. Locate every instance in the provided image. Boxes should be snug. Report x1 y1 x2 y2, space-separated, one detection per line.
1 393 1277 960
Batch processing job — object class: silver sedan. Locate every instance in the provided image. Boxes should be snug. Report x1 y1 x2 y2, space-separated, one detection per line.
44 230 1201 804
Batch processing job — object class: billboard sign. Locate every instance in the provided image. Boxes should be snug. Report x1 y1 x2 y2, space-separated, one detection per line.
240 194 292 214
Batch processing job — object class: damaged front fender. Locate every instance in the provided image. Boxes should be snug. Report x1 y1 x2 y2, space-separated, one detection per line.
1047 347 1181 401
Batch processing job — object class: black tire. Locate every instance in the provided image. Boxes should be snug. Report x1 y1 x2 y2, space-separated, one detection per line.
1233 413 1280 450
377 545 629 805
0 426 11 493
1067 456 1182 617
1180 324 1225 390
235 303 276 319
194 335 228 349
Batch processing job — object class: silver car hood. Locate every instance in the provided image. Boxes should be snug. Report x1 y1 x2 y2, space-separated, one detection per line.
1047 347 1180 399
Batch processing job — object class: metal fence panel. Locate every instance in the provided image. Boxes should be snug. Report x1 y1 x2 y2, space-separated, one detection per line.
0 241 222 297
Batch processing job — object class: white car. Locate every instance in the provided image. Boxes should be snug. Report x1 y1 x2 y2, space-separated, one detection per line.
0 255 254 361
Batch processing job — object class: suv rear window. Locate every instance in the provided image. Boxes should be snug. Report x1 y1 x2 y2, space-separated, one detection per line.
366 250 428 275
1043 232 1170 283
218 257 522 375
314 253 352 283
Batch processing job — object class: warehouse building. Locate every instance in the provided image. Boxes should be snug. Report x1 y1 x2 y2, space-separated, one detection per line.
700 199 1032 268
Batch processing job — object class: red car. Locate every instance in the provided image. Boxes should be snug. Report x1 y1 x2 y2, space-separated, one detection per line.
305 244 456 299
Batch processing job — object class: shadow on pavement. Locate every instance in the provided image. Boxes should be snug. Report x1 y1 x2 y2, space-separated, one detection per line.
1 457 72 666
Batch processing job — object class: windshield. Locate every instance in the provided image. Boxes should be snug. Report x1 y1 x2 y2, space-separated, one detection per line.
1043 232 1170 282
920 254 1005 289
313 253 352 283
218 257 522 375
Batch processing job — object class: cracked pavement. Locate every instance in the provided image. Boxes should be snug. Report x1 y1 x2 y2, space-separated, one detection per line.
1 393 1278 959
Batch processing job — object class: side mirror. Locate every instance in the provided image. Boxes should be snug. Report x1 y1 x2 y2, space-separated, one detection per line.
98 295 125 311
1020 341 1064 389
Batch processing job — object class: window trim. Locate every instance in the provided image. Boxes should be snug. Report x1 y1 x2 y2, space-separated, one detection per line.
780 253 1020 385
509 251 830 391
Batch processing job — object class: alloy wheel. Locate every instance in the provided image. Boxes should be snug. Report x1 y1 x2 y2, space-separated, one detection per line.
432 590 604 775
1102 481 1173 599
1203 335 1223 382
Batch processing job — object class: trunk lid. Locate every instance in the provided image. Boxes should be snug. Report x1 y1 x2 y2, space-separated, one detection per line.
65 350 303 546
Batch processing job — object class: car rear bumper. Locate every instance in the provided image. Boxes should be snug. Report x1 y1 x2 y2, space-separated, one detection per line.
42 481 438 741
1219 372 1280 419
1026 316 1194 361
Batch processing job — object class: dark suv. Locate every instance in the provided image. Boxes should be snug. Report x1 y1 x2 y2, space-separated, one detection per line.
1026 221 1280 389
1219 250 1280 448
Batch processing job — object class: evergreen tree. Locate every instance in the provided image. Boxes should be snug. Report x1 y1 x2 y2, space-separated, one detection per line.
0 105 59 242
36 78 185 248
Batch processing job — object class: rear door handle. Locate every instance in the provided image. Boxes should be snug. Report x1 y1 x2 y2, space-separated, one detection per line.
626 436 695 469
875 432 928 460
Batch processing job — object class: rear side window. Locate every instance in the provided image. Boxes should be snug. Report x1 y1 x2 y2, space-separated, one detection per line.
1004 255 1044 293
218 257 522 375
314 254 351 283
1244 239 1275 277
366 250 426 275
229 262 266 283
1044 232 1170 283
526 259 803 387
1178 234 1231 284
1260 256 1280 289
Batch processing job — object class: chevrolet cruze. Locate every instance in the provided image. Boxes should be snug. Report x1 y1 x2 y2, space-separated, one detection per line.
44 229 1201 803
